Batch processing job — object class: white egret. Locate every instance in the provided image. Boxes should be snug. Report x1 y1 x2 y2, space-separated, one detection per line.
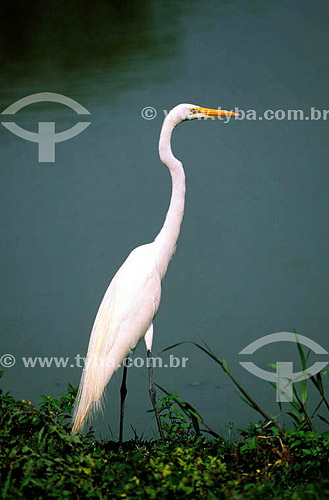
71 103 237 439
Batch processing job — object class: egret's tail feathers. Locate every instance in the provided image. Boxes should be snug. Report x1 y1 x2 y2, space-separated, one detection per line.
71 357 109 434
71 296 121 434
71 332 128 433
71 284 132 434
72 336 130 433
72 345 126 433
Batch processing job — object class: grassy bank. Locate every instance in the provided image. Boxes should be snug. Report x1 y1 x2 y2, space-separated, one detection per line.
1 371 329 499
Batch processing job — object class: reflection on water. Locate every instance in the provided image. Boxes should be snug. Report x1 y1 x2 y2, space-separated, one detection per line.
1 0 329 438
0 0 181 103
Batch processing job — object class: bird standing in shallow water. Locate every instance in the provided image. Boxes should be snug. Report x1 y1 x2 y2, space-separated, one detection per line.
71 103 238 440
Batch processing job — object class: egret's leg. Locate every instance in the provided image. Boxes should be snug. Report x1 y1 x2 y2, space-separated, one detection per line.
144 324 164 441
119 359 128 446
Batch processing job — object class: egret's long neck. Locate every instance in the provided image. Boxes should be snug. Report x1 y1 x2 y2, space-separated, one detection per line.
154 116 185 279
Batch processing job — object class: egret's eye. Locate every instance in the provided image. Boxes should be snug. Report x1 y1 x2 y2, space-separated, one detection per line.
191 108 199 115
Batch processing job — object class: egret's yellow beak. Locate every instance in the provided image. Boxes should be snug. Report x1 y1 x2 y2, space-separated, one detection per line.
194 106 239 118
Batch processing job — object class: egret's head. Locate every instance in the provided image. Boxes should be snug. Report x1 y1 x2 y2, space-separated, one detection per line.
168 103 239 123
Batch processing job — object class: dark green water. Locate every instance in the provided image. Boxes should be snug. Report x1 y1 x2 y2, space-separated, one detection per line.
1 0 329 437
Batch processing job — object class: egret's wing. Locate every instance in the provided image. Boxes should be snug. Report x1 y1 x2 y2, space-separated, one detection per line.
72 243 161 433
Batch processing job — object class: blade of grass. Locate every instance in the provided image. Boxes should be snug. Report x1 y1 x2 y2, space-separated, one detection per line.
164 341 283 435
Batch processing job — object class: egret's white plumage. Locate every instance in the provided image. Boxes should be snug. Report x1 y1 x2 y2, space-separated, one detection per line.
71 103 237 435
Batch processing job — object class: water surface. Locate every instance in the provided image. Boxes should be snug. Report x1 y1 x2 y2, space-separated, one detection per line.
1 0 329 437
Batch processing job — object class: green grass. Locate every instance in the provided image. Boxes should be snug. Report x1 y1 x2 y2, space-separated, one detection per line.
164 335 329 434
1 367 329 499
1 335 329 499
